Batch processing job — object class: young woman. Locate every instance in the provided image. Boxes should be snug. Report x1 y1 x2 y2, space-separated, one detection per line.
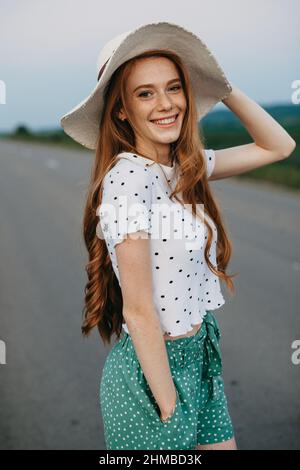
61 22 296 451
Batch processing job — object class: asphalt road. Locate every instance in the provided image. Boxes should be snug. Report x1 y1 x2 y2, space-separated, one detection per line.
0 139 299 450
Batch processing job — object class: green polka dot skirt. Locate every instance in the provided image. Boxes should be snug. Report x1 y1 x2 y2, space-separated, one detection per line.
99 310 234 450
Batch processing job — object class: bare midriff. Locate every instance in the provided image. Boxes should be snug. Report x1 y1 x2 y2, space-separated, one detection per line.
163 322 202 341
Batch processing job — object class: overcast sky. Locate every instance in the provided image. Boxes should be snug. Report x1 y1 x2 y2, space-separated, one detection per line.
0 0 299 132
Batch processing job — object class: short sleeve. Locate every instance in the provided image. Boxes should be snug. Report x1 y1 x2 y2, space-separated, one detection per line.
97 160 152 248
204 149 216 178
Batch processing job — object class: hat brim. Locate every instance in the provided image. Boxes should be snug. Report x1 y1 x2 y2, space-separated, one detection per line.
60 21 232 150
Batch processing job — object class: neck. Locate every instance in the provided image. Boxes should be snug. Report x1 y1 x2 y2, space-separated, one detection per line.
135 140 173 166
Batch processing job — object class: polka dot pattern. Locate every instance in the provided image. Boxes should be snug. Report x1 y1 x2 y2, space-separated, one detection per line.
98 149 226 337
99 310 234 450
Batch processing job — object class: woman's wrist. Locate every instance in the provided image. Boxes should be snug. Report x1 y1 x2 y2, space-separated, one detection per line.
159 389 177 423
160 404 176 423
221 83 241 106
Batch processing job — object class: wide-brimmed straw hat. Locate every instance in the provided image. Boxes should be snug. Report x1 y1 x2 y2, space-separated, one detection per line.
60 21 232 150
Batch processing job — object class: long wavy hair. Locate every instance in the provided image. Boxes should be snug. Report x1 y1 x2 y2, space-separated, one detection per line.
81 49 237 345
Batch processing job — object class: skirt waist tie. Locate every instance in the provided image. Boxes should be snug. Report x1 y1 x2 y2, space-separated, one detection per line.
202 311 223 402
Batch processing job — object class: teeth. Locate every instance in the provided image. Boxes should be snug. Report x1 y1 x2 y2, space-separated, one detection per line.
153 115 177 125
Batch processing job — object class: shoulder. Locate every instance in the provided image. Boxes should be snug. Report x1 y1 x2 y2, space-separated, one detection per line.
98 154 152 246
103 155 151 188
101 154 152 205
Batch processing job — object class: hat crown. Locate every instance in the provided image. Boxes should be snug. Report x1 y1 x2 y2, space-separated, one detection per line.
96 31 130 77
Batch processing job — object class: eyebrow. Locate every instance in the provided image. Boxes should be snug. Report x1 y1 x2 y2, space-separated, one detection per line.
133 78 181 93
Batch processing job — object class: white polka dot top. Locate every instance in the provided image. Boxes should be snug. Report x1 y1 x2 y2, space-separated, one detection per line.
98 149 225 337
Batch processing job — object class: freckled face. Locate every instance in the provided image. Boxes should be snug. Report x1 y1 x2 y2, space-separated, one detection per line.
121 57 187 150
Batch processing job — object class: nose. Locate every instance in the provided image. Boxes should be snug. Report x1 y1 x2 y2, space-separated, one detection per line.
156 91 173 110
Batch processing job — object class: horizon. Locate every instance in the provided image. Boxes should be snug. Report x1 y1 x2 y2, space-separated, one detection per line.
0 0 299 132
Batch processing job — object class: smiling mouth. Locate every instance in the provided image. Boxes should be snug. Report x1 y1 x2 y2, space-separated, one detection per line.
150 113 179 127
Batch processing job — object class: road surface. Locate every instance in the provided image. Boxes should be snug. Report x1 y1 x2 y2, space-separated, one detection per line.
0 139 299 449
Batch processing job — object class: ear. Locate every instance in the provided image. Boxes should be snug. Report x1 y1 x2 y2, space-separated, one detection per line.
117 107 127 121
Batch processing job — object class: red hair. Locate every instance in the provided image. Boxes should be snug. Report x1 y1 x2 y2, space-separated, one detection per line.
81 49 237 345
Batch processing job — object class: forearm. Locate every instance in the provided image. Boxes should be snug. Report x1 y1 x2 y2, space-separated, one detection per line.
222 85 296 157
123 307 176 416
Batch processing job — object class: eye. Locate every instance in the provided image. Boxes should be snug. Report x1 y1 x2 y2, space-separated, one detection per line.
138 91 152 98
170 85 181 91
138 84 182 98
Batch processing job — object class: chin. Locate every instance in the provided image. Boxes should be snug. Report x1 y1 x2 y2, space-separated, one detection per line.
157 134 180 143
149 128 180 139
